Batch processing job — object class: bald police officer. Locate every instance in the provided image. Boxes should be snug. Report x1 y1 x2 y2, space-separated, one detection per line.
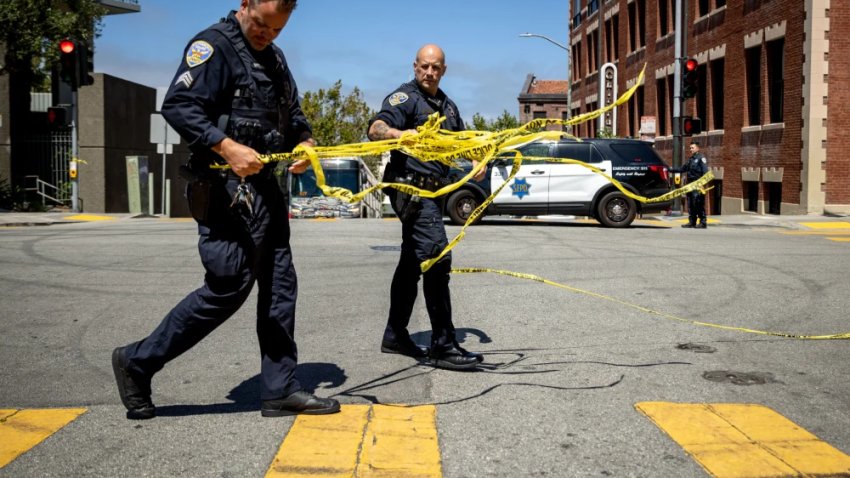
368 44 486 370
111 0 339 419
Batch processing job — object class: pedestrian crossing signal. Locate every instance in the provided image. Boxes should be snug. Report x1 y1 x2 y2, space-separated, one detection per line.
682 116 702 136
682 58 699 100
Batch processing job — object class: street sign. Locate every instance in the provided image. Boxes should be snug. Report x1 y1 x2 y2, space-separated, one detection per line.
156 144 173 154
150 114 180 145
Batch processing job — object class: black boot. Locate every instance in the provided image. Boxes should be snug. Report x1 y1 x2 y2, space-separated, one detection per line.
112 346 156 420
430 342 480 371
381 336 429 358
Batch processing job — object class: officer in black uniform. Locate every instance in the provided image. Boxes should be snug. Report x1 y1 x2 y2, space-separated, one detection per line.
677 141 710 228
111 0 339 419
368 44 486 370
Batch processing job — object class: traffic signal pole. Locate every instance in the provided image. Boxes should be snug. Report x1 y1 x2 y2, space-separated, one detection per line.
671 0 689 215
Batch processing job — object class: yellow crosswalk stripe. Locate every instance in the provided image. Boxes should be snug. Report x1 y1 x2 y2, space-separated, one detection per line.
63 214 115 221
828 237 850 242
0 408 87 468
265 404 441 478
800 221 850 229
636 402 850 477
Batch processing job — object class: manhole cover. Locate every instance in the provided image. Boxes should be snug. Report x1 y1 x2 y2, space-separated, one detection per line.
702 370 777 386
676 343 716 353
370 245 401 252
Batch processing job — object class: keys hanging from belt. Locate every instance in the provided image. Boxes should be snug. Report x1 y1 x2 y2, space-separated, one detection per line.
230 178 255 216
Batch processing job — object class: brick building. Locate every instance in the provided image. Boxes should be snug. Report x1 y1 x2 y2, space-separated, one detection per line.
518 76 569 131
566 0 848 216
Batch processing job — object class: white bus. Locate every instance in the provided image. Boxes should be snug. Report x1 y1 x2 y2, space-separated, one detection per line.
287 157 383 219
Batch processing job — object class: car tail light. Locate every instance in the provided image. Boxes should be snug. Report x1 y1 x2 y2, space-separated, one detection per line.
649 165 669 181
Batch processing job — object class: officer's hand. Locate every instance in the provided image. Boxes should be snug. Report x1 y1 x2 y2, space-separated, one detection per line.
289 159 309 174
398 129 419 145
215 138 263 178
471 161 487 182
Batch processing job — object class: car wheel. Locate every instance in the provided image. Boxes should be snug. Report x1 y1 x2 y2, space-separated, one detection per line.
446 189 481 225
596 191 636 227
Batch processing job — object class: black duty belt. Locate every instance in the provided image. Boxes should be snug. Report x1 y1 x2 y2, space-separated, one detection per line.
402 172 447 193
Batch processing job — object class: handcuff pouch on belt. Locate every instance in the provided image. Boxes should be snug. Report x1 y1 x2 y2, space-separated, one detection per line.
394 172 446 222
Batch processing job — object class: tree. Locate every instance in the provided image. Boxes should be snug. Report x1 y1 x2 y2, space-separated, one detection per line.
0 0 106 83
300 80 379 176
469 110 520 132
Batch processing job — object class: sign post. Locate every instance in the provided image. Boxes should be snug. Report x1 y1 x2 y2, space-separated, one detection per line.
149 113 180 215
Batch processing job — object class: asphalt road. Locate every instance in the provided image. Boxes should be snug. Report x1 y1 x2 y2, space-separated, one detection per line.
1 216 849 477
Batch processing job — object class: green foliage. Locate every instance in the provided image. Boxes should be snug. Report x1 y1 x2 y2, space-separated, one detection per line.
0 0 107 82
597 127 617 138
0 174 48 211
300 80 374 147
300 80 380 177
470 110 520 132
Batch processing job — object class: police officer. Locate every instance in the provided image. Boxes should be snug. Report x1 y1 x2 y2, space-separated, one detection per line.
368 44 486 370
678 141 710 228
111 0 340 419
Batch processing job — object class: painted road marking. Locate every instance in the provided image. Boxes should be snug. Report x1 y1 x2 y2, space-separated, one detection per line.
801 221 850 229
64 214 115 222
828 237 850 242
636 402 850 477
0 408 87 468
265 404 441 478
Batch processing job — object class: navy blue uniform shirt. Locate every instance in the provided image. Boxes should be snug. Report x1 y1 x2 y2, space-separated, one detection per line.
161 11 310 158
681 152 709 182
371 81 464 178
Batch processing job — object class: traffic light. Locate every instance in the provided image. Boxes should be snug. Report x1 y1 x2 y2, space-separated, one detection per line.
47 105 72 129
681 116 702 136
681 58 699 99
58 39 79 87
80 40 94 86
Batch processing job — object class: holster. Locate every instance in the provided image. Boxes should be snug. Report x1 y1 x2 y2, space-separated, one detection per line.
187 179 213 222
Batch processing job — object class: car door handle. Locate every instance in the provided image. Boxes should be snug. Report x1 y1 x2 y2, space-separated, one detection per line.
531 170 546 175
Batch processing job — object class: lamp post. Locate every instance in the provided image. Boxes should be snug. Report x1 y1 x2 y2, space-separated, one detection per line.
519 32 572 123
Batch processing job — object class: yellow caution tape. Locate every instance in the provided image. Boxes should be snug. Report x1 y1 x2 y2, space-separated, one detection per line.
215 65 710 272
451 268 850 340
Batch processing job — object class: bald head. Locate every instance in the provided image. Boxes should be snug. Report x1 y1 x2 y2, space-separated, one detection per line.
413 44 447 96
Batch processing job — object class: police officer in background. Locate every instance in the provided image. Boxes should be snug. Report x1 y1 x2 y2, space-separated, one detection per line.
677 141 710 228
111 0 340 419
368 44 486 370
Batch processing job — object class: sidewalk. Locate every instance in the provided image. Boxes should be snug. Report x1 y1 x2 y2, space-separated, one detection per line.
2 209 848 229
0 211 150 227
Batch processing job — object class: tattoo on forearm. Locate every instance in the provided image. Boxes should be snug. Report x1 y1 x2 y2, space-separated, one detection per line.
370 121 392 140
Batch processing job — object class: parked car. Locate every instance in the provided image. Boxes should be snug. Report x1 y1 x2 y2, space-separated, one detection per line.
444 138 672 227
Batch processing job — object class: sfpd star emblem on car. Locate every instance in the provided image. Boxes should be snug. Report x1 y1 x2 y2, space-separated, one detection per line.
511 178 531 199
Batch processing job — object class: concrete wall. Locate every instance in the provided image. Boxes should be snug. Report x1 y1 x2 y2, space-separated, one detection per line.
78 73 190 215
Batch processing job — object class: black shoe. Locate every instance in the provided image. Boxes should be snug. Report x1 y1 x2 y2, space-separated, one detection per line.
381 337 429 358
261 390 341 417
453 342 484 363
111 346 155 420
681 223 696 228
430 344 480 371
696 222 707 228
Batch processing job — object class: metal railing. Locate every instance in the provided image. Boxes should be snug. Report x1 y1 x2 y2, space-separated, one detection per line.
24 176 70 207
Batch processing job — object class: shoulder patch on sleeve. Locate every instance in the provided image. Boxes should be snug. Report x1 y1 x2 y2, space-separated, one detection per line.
701 157 707 163
186 41 214 68
388 92 409 106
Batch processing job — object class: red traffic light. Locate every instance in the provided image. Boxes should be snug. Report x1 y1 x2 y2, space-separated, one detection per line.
684 58 698 73
681 116 702 136
59 39 76 54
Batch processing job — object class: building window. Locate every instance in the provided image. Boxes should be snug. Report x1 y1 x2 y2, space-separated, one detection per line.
766 38 784 123
604 14 619 62
659 0 671 36
667 74 675 135
588 0 599 15
745 46 762 126
587 33 597 74
628 2 637 51
587 102 599 137
656 78 667 135
572 42 583 80
710 57 725 130
638 0 647 48
699 0 726 16
562 110 570 132
696 62 708 129
628 85 644 138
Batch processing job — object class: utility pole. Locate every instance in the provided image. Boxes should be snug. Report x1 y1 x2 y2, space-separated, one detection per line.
672 0 689 215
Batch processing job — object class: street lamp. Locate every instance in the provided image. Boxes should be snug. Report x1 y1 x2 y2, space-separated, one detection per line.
519 32 572 123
